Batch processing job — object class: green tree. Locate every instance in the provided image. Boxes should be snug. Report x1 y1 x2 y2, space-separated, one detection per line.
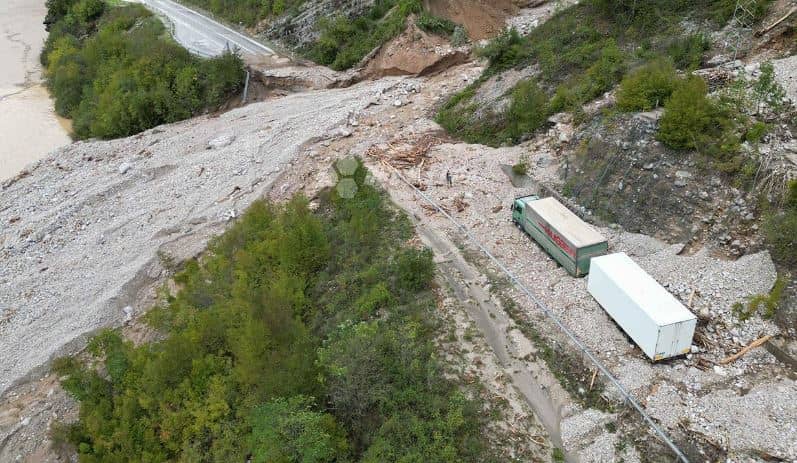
249 396 349 463
657 75 715 150
752 61 786 113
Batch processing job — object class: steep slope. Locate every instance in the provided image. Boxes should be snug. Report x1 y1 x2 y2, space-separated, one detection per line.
0 79 400 396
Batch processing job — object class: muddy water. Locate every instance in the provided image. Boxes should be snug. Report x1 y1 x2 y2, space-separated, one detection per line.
0 0 71 181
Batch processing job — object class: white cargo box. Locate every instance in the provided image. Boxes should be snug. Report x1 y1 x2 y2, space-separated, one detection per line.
587 252 697 361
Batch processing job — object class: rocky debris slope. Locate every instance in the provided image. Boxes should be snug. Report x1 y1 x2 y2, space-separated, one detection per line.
259 63 794 459
0 77 404 398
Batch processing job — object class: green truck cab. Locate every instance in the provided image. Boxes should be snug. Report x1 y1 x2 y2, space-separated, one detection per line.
512 195 608 277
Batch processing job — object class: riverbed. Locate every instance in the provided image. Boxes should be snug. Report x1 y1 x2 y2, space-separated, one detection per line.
0 0 71 182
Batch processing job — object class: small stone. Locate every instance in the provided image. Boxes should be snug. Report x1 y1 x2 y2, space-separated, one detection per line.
690 345 700 354
207 134 235 149
118 162 132 174
674 179 687 187
122 305 134 323
643 163 655 170
713 365 727 376
393 99 403 107
675 170 692 179
699 191 709 200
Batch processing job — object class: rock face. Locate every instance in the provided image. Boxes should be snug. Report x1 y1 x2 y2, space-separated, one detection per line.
560 110 782 257
0 78 400 396
265 0 376 48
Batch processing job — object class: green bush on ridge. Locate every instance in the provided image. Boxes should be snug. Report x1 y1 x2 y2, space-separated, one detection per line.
437 0 774 147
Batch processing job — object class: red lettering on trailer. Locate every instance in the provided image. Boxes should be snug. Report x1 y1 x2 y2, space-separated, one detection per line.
537 220 576 257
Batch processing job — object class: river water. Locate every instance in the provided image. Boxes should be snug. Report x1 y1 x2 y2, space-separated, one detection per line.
0 0 71 182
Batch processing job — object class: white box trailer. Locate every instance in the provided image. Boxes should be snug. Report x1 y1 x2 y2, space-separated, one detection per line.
587 252 697 361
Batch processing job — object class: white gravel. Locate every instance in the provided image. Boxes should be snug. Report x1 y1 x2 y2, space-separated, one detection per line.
0 78 401 396
773 54 797 105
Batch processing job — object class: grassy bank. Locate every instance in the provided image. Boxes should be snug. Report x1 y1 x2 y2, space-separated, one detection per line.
436 0 772 147
303 0 423 70
53 162 505 462
41 0 245 140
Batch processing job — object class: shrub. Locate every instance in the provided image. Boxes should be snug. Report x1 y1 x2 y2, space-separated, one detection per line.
550 40 626 112
734 276 787 320
667 33 709 70
506 79 550 140
249 396 349 463
512 158 529 176
744 121 769 143
616 58 680 111
753 61 786 113
395 247 434 293
450 25 468 46
416 11 456 36
476 28 528 73
657 75 716 150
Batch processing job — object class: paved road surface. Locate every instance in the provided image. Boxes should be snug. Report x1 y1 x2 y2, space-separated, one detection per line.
135 0 275 57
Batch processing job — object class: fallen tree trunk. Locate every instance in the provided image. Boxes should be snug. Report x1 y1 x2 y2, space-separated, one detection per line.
755 7 797 37
720 335 773 364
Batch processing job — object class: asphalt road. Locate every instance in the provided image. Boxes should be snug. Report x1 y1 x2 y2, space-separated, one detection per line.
135 0 275 58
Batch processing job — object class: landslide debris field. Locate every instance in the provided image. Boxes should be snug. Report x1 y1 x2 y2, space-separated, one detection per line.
2 0 797 462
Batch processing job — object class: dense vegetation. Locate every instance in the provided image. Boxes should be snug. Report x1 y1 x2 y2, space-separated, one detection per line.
53 163 502 462
41 0 245 140
436 0 771 146
304 0 423 70
182 0 304 27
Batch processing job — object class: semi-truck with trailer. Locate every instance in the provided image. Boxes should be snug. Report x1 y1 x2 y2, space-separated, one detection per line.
511 195 608 277
588 252 697 361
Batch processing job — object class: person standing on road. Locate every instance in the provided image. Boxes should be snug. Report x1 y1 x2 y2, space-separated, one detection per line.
446 170 452 187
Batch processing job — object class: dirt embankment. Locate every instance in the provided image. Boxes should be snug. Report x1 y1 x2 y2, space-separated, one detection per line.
422 0 517 40
363 17 470 78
